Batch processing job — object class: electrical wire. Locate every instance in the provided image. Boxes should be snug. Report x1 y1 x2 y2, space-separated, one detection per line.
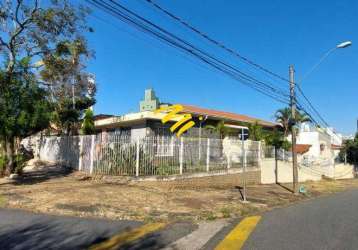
144 0 291 84
143 0 333 129
86 0 290 105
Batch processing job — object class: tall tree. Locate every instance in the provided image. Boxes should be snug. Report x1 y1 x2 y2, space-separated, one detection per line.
0 0 93 174
40 40 96 135
248 121 263 141
274 107 311 137
274 108 291 137
340 133 358 164
81 109 95 135
0 67 52 174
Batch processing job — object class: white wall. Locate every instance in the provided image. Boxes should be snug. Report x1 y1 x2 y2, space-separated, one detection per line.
261 158 354 184
296 131 320 156
131 125 148 142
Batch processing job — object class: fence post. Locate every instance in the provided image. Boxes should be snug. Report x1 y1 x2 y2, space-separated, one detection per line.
228 151 231 169
78 136 84 171
258 141 262 168
179 137 184 175
244 144 247 168
206 138 210 172
89 135 95 174
136 139 140 177
282 149 285 161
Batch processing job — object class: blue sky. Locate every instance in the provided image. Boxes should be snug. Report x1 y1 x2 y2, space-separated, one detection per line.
84 0 358 135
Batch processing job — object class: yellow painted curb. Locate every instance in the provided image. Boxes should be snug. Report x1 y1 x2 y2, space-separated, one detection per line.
215 216 261 250
89 222 167 250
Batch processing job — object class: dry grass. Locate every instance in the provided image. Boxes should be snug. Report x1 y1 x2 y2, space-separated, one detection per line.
1 169 358 222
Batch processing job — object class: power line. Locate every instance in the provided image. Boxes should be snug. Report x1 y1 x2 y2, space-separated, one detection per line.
86 0 290 104
89 0 331 129
106 0 289 97
144 0 290 84
296 84 330 127
144 0 332 128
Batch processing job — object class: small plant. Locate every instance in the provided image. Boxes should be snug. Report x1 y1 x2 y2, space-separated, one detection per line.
14 154 27 175
0 156 6 176
201 211 217 221
81 109 96 135
156 163 178 176
0 195 5 207
220 207 232 218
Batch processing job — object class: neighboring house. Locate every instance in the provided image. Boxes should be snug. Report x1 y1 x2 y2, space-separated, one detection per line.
94 88 279 142
290 122 342 165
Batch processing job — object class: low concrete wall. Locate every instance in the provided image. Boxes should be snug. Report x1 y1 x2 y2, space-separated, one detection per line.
128 168 261 184
333 164 355 179
261 158 355 184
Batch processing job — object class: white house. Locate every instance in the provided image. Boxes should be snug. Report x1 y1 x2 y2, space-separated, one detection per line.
289 122 343 166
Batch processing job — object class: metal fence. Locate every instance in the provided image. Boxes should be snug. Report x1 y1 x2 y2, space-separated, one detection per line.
39 134 263 177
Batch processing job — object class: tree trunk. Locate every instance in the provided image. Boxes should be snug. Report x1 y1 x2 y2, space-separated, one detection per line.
5 137 15 176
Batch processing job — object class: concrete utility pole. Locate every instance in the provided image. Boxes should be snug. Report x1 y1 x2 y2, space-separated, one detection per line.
289 65 299 194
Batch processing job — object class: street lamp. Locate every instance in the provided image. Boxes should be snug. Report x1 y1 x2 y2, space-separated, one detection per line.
336 41 352 49
300 40 352 83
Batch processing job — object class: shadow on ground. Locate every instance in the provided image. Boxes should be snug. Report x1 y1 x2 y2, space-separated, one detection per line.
0 221 104 250
11 165 73 185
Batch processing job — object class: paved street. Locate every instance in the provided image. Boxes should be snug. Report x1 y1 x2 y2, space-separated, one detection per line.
242 189 358 250
0 208 142 250
0 208 196 250
2 189 358 249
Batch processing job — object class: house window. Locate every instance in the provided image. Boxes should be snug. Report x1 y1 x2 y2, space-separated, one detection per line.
154 126 172 137
156 136 174 157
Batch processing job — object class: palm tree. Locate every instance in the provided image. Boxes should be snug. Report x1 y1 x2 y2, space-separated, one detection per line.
275 107 311 137
295 111 311 124
275 108 291 137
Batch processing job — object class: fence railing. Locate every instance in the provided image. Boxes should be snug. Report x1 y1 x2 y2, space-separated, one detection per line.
38 134 263 177
35 134 341 178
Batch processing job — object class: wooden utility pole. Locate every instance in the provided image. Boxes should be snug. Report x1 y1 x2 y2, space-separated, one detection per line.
289 65 299 194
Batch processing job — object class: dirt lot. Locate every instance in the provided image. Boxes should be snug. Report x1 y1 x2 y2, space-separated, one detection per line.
1 164 358 222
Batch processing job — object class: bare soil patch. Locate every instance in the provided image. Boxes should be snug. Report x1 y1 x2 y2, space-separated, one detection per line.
1 168 358 222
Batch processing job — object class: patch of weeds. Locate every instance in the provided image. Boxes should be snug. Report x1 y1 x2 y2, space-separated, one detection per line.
0 195 6 207
55 203 99 213
143 215 156 223
240 205 259 216
201 211 217 221
220 207 232 218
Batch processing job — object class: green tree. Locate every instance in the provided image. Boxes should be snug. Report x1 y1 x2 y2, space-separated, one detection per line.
274 108 291 137
0 0 93 174
264 129 291 150
0 69 52 175
40 40 96 135
340 133 358 164
248 121 263 141
81 109 96 135
205 121 229 139
275 107 311 137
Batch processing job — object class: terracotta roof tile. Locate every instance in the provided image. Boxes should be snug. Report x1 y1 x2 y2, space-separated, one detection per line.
180 104 277 127
293 144 312 154
331 144 343 150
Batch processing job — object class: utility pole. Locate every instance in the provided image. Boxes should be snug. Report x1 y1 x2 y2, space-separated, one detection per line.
289 65 299 194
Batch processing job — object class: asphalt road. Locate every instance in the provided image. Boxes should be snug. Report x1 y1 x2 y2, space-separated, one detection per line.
3 189 358 250
0 208 143 250
243 189 358 250
0 208 196 250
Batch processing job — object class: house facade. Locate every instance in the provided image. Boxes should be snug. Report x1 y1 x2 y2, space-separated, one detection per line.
94 88 279 141
291 122 343 165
